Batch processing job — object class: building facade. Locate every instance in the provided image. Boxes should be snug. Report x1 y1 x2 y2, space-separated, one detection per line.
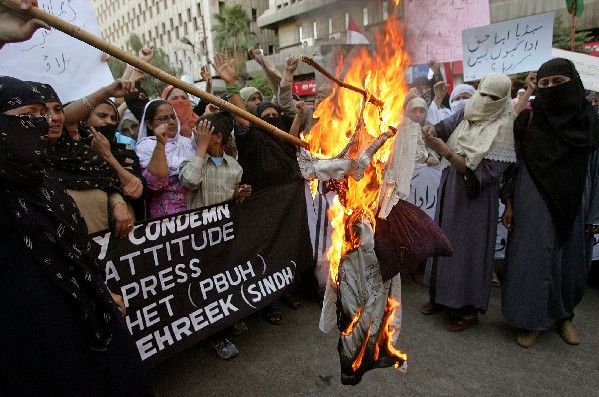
92 0 276 80
254 0 599 76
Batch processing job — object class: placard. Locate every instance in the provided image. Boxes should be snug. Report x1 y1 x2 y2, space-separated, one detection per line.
462 12 555 81
552 48 599 92
0 0 115 102
405 0 490 65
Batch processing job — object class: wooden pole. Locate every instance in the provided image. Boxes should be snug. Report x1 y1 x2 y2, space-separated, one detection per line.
570 1 577 51
0 0 309 149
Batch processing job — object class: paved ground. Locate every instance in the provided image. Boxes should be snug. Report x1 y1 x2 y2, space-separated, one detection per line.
150 276 599 396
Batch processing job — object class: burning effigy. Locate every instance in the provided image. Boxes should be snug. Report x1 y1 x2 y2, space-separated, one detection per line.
298 10 452 386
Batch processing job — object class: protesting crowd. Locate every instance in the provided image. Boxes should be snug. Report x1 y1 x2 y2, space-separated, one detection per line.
1 0 599 395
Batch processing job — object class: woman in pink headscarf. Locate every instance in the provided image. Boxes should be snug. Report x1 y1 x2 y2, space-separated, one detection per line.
161 85 199 138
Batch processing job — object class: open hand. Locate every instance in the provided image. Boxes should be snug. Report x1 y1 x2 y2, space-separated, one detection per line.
213 53 237 85
194 119 212 150
200 64 212 84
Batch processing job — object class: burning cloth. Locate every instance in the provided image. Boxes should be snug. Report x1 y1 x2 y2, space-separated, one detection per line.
323 220 406 385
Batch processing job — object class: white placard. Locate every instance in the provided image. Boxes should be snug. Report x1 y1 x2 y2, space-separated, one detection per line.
0 0 114 103
552 48 599 92
462 12 555 82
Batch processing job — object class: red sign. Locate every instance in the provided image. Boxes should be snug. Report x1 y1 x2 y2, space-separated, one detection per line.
292 80 317 96
583 41 599 57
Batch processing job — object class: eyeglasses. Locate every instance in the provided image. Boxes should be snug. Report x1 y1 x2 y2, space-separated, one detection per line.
154 113 177 123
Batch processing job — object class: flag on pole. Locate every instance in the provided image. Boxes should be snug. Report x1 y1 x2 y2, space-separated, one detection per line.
566 0 585 17
346 17 369 45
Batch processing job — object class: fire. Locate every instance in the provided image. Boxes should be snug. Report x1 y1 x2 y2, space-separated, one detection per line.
306 14 410 283
305 8 410 376
374 297 408 365
351 329 370 372
309 179 319 199
341 307 363 336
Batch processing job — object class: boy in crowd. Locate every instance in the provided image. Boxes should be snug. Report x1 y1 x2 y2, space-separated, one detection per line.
179 111 252 359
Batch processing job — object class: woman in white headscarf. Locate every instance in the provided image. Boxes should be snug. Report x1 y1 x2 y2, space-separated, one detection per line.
135 99 194 218
421 73 517 332
426 83 477 125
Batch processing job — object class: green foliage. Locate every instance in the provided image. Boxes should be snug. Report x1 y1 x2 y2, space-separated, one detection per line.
213 5 257 74
248 73 273 99
552 14 592 53
108 33 182 98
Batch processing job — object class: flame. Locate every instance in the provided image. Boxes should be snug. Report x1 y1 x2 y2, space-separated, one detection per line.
374 297 408 365
351 329 370 372
341 307 363 336
309 179 319 199
306 10 410 374
308 15 410 284
327 195 345 284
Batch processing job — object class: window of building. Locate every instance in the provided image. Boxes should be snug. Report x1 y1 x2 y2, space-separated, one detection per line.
252 8 257 22
268 44 275 54
178 13 182 25
328 18 332 34
169 18 174 29
167 31 172 43
313 21 318 39
218 1 225 14
162 22 166 33
345 13 349 30
382 1 389 20
184 22 188 36
298 26 303 41
193 17 198 30
175 27 180 40
363 7 368 26
187 8 191 21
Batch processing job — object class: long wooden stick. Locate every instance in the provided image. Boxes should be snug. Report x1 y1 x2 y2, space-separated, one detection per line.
0 0 308 149
300 56 384 108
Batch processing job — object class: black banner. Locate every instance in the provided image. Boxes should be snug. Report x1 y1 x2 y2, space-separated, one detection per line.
91 180 312 367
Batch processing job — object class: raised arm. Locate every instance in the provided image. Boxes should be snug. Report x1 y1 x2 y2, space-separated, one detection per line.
213 53 250 127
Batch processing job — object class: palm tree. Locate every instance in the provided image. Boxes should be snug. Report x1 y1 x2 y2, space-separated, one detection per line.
212 5 256 77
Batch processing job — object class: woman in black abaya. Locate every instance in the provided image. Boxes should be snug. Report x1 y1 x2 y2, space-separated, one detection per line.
0 76 149 395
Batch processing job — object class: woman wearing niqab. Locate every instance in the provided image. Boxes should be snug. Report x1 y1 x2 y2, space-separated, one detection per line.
422 72 517 331
501 58 599 348
0 76 148 395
